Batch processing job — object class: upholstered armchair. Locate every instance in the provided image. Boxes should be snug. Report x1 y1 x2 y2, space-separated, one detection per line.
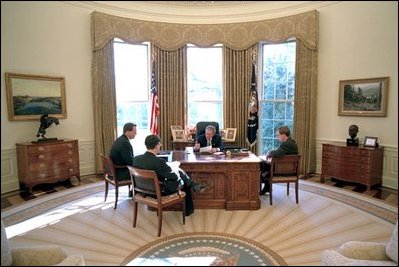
321 221 398 266
1 221 85 266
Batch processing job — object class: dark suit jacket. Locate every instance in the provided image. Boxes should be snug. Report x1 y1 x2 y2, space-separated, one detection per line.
109 134 134 180
133 151 180 194
269 137 298 157
194 134 224 151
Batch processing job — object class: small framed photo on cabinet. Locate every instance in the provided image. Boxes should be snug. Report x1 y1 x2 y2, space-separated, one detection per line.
364 136 378 148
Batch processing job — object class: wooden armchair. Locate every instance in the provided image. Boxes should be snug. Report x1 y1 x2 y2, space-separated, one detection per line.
127 166 186 237
99 154 132 209
268 154 301 205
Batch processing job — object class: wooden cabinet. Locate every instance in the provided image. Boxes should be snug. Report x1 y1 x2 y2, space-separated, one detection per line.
321 142 383 191
16 139 80 192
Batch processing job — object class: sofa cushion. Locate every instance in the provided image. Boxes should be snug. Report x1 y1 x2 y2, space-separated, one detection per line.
385 221 398 263
1 221 13 266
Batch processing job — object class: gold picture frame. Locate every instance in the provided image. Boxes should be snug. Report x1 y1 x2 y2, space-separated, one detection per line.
225 128 237 141
338 77 389 117
219 129 227 140
5 72 67 121
172 129 186 141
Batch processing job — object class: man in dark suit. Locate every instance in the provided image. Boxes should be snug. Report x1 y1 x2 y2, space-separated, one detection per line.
194 125 224 153
260 125 298 195
133 134 206 216
109 122 137 181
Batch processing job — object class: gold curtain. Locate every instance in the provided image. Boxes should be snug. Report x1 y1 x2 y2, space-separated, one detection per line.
92 40 117 174
91 11 318 51
152 44 187 150
224 45 258 155
293 39 318 175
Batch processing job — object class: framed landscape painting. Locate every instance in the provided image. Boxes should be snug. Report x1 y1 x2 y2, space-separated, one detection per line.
5 73 67 121
338 77 389 117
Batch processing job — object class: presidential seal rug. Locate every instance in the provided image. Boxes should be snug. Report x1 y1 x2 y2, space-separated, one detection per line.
121 232 287 266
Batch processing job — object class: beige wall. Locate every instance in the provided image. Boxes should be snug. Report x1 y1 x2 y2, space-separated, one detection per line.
1 1 397 192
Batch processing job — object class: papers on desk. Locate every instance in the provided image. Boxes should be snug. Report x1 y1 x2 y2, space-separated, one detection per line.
199 145 212 153
166 161 181 176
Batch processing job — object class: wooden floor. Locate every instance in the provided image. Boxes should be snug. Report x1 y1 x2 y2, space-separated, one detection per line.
1 173 397 210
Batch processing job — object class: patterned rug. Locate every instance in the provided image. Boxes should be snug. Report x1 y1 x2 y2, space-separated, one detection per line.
122 232 287 266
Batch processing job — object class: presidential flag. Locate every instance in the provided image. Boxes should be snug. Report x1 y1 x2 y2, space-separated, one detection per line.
150 59 159 135
246 63 258 147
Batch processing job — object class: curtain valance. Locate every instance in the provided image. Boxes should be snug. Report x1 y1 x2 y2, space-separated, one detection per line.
91 10 318 51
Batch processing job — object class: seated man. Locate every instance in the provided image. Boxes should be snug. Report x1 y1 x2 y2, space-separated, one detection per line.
133 134 206 216
109 122 137 197
194 125 224 153
260 125 298 195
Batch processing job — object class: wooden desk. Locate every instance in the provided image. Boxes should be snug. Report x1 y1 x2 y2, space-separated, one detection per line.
172 150 261 210
321 142 383 191
172 140 236 150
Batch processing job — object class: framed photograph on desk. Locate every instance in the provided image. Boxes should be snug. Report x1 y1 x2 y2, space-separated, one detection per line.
364 136 378 148
225 128 237 141
172 129 186 141
219 129 227 140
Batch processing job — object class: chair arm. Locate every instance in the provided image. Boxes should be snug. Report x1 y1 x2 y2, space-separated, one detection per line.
338 241 388 261
321 249 396 266
11 245 67 266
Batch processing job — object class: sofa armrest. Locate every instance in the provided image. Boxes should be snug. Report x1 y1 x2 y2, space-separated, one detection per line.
338 241 388 261
11 245 67 266
321 249 396 266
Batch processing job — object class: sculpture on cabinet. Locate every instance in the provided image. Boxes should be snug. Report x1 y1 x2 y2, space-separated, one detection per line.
346 124 359 146
36 114 59 141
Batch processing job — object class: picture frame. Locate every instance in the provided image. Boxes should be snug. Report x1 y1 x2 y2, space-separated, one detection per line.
225 128 237 141
170 125 183 131
219 129 227 140
5 72 67 121
172 129 186 142
338 77 389 117
364 136 378 148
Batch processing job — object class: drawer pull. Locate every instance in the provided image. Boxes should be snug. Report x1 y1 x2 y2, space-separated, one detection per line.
68 144 73 148
68 158 73 163
39 163 46 169
69 168 74 173
39 173 46 178
38 147 45 151
68 151 73 155
38 154 45 160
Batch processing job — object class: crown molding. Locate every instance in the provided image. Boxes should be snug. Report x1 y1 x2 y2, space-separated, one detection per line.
63 1 340 23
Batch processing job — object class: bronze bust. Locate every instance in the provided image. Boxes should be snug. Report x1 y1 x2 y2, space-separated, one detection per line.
36 114 59 140
347 124 359 146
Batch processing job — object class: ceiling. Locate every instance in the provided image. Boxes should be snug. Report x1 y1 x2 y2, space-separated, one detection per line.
65 1 338 23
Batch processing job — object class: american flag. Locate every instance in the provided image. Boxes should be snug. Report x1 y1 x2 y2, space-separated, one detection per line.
246 63 258 147
150 59 159 135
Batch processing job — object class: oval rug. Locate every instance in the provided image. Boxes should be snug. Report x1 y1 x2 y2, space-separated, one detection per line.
122 232 287 266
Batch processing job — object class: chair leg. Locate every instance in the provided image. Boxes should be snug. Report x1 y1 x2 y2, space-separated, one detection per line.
287 182 290 195
104 181 109 202
133 202 138 227
182 199 186 225
269 182 273 205
114 186 119 209
157 208 163 237
295 181 299 204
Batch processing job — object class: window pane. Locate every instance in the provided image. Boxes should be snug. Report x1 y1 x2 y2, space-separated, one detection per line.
259 41 296 154
187 46 223 128
114 41 150 155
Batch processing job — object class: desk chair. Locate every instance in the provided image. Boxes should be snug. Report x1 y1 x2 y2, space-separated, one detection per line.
266 154 301 205
99 154 132 209
195 121 219 140
127 166 186 237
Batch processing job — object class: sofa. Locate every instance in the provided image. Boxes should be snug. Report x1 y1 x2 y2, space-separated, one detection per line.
321 221 398 266
1 220 85 266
